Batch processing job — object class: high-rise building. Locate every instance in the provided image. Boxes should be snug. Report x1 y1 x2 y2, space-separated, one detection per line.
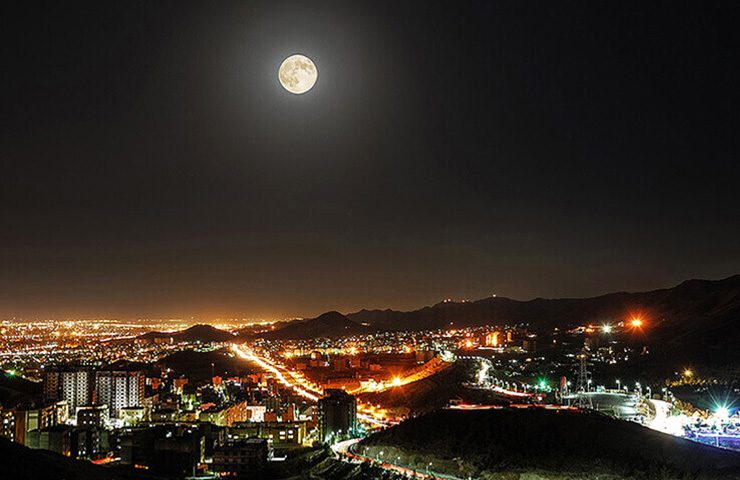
318 389 357 443
94 371 145 419
43 370 93 417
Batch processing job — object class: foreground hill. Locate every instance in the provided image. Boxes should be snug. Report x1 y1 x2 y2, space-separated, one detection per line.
360 408 740 479
0 437 117 480
349 275 740 362
257 311 370 340
137 324 235 343
258 446 399 480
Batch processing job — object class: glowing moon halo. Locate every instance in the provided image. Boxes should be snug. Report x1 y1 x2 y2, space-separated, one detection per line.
278 54 318 94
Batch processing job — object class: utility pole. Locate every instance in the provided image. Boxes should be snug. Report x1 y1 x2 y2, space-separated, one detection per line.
573 350 593 409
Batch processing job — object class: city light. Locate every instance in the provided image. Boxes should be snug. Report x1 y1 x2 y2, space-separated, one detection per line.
630 318 643 328
715 405 730 420
4 305 739 471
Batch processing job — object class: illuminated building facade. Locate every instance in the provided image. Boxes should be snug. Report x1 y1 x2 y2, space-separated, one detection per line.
44 369 93 417
0 407 16 441
77 404 109 427
94 371 145 419
199 401 247 427
230 420 307 448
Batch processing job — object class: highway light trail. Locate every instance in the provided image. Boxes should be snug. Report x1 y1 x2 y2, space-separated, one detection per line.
332 438 461 480
232 344 322 401
473 357 532 398
232 343 393 427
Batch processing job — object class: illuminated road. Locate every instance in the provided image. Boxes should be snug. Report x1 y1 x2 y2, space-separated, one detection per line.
232 344 322 401
469 355 533 399
647 398 689 437
232 343 392 427
332 437 461 480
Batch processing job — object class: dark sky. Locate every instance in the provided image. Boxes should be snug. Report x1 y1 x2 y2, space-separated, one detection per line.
2 1 739 320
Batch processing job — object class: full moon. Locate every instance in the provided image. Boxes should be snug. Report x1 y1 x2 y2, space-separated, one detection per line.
278 54 318 94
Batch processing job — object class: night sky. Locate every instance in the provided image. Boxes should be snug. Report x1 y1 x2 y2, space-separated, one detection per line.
2 1 739 319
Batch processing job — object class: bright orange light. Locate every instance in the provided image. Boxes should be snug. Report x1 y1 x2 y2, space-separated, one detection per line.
403 345 412 354
683 369 693 378
630 318 643 328
392 377 402 387
465 339 473 349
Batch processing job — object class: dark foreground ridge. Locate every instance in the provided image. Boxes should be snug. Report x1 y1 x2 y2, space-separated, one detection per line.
360 408 740 479
0 437 115 480
0 439 398 480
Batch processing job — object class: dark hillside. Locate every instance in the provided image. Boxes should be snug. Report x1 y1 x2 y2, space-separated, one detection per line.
361 408 740 479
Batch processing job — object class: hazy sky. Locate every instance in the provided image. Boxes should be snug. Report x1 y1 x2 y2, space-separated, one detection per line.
2 1 739 319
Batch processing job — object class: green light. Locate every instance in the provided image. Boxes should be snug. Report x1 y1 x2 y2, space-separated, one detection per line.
6 370 16 377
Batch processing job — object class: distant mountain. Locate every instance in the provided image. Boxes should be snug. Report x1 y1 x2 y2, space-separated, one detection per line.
258 311 370 340
348 275 740 362
234 320 295 338
137 324 235 343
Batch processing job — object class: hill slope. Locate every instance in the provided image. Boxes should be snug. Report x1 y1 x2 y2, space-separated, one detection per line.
360 408 740 479
0 437 117 480
359 360 510 416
